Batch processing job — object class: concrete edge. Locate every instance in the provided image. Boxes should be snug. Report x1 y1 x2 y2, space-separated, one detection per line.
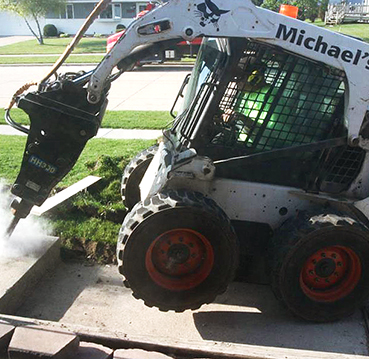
0 237 61 314
0 314 366 359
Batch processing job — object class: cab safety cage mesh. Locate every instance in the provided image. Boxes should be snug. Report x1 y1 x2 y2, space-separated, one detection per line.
179 40 365 192
214 41 346 151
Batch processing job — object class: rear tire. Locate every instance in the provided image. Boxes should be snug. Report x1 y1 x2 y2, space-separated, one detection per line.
117 190 239 311
121 145 158 210
271 212 369 322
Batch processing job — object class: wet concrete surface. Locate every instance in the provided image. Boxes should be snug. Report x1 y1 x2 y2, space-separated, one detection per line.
14 261 368 357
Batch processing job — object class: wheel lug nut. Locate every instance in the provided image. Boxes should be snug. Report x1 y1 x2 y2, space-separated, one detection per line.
312 259 317 264
315 278 320 282
334 272 339 277
321 253 326 258
332 253 337 259
337 262 342 267
325 279 330 283
309 270 314 275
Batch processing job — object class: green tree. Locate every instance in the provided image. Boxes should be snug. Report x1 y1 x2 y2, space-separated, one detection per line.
252 0 264 6
319 0 329 20
295 0 319 22
261 0 321 22
0 0 66 45
261 0 284 12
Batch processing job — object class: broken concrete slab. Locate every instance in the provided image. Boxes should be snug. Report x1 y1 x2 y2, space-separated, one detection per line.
114 349 173 359
8 326 79 359
0 323 14 352
0 236 60 314
74 342 113 359
31 176 101 217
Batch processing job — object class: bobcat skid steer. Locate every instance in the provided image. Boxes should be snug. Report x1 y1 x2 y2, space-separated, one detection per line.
6 0 369 322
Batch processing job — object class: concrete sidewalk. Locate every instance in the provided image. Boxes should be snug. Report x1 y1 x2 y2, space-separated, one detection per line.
0 125 162 140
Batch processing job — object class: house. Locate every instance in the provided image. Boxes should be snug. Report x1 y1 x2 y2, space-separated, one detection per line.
325 1 369 24
0 0 153 36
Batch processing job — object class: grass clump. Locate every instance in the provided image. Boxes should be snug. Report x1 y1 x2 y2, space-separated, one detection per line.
51 152 141 262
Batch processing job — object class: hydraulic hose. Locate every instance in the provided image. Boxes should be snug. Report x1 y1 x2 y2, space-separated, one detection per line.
39 0 112 87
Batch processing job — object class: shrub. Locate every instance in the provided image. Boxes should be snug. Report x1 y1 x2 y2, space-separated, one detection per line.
43 24 58 37
116 24 126 33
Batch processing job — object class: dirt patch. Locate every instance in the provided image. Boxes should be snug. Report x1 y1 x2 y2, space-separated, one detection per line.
61 237 116 264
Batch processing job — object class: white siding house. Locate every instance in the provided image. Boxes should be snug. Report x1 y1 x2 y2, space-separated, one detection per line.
0 0 151 36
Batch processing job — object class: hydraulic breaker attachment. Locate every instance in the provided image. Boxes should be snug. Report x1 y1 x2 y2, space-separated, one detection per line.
5 199 33 239
5 79 107 238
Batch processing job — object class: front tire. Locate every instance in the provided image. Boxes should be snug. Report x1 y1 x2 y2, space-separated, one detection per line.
117 190 239 311
271 212 369 322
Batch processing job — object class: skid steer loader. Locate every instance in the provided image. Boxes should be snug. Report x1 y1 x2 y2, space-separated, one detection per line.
6 0 369 322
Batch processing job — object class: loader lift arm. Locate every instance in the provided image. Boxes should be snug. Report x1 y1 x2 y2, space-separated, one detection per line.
88 0 369 145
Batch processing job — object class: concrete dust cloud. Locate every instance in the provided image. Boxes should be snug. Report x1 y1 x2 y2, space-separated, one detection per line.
0 182 51 258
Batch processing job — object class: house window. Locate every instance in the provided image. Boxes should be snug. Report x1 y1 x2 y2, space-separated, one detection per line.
100 4 113 19
138 5 147 12
113 4 122 19
45 10 59 19
67 4 74 19
122 3 137 18
74 3 95 19
60 4 74 19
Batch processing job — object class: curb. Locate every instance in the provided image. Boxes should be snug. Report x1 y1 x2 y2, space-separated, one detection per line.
0 237 61 315
0 314 366 359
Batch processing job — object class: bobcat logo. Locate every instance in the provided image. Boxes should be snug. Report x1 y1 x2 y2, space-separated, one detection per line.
195 0 230 30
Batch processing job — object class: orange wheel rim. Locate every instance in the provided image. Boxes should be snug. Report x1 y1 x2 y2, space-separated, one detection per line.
145 229 214 291
300 246 361 302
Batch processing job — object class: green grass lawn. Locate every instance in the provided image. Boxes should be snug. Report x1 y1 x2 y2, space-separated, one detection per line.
0 38 106 55
0 55 104 65
329 23 369 42
306 19 369 42
0 135 154 186
102 110 172 129
0 108 172 129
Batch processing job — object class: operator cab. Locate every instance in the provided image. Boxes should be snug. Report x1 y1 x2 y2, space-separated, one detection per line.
168 37 365 195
